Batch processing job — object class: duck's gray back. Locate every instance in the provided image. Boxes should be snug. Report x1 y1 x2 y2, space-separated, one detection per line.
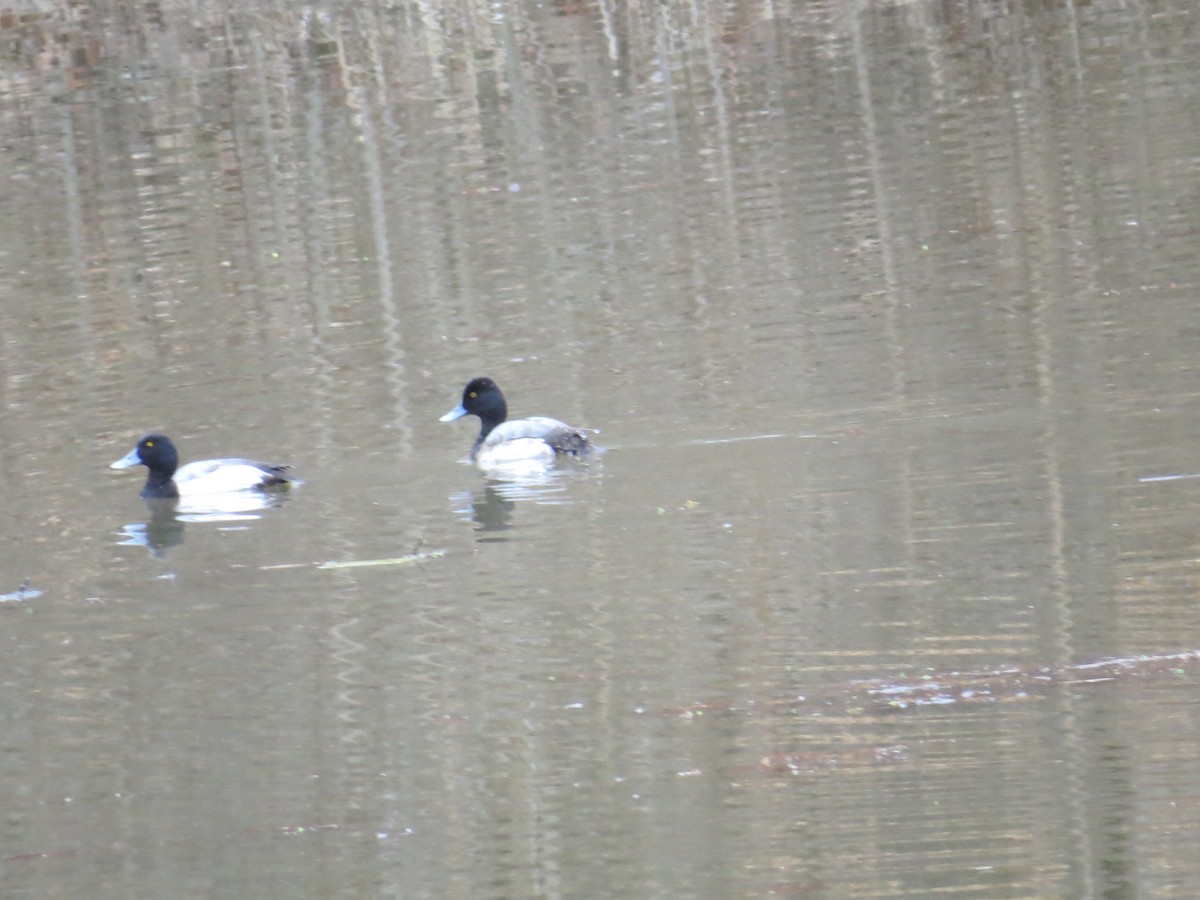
485 417 589 455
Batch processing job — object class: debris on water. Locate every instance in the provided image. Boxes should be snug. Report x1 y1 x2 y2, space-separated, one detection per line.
0 578 41 603
278 823 340 836
759 744 909 776
848 648 1200 713
317 550 446 570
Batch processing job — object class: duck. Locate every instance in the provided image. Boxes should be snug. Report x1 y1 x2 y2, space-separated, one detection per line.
110 433 296 500
439 377 591 469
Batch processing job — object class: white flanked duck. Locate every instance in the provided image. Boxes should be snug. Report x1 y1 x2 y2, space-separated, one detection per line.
110 433 296 500
440 377 591 470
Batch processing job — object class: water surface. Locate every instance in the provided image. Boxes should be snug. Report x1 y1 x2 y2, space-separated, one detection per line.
2 1 1200 897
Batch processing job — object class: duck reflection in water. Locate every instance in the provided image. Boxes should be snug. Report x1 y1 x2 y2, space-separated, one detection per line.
116 488 296 558
117 498 187 557
453 465 598 536
458 483 518 534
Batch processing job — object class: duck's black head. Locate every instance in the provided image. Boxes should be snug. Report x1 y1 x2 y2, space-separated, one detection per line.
111 434 181 497
440 377 509 434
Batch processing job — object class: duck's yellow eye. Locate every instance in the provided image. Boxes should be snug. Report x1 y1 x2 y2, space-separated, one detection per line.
145 440 154 447
468 392 476 399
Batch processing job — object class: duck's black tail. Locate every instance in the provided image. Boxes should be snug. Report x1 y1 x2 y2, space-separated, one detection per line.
553 432 591 457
